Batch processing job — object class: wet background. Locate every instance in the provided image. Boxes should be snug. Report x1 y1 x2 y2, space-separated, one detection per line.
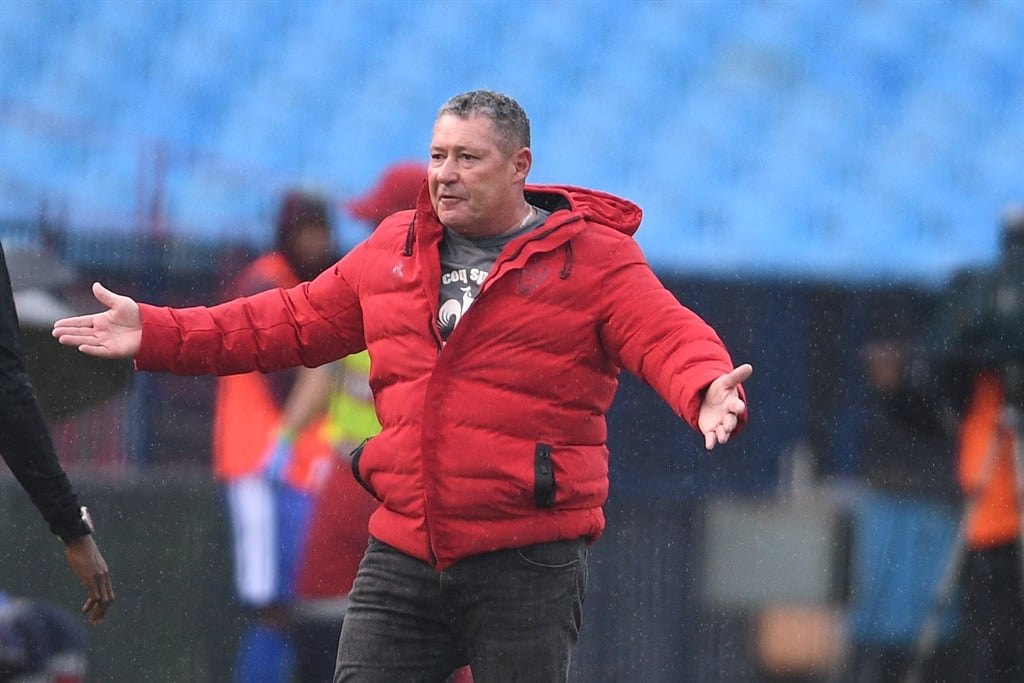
2 0 1023 681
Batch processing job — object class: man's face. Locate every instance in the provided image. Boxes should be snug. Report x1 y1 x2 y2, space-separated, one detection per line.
428 113 530 238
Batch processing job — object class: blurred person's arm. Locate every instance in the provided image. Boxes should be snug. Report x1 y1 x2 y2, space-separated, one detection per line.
1 247 114 623
262 364 335 481
280 365 335 433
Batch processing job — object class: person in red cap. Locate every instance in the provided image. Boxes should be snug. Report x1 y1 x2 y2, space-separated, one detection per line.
346 161 428 227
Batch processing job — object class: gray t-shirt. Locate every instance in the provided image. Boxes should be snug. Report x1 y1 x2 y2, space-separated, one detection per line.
438 205 549 341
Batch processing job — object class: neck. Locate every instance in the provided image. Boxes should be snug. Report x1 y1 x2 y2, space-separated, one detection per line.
443 201 535 239
501 203 535 235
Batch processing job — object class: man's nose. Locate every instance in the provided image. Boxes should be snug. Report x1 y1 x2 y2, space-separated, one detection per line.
434 157 458 182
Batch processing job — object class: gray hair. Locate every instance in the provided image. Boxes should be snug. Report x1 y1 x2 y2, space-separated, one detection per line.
437 90 531 155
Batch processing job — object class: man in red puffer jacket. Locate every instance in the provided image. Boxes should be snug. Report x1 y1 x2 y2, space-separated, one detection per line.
54 90 750 683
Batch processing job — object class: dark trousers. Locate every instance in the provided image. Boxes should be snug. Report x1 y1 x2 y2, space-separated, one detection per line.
294 617 343 683
334 537 588 683
963 540 1024 682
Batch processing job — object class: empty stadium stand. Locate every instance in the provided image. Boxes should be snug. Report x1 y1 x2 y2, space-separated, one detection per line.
1 0 1022 282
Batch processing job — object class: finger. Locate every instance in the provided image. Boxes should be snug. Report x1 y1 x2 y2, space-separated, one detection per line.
728 363 753 385
89 598 111 623
99 575 115 604
718 416 736 442
76 344 121 359
704 430 717 451
92 281 120 308
52 316 99 333
727 397 747 416
81 593 96 618
79 593 107 626
83 580 113 624
53 331 101 347
55 337 114 357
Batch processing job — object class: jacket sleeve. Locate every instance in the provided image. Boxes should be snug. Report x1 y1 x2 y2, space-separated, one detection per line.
0 244 85 542
136 250 367 376
597 235 747 433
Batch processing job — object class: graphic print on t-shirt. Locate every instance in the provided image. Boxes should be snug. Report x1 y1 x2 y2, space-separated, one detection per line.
438 266 488 339
437 204 549 342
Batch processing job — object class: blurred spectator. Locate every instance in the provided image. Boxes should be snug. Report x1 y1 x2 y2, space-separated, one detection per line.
213 191 338 683
0 242 113 626
842 336 961 682
927 204 1024 681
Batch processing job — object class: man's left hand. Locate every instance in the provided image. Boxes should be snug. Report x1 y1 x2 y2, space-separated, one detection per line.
698 364 752 450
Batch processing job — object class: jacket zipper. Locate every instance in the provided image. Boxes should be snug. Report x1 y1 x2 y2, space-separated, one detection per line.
413 212 580 567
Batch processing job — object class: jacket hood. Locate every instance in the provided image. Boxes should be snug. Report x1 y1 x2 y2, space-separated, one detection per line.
526 184 643 237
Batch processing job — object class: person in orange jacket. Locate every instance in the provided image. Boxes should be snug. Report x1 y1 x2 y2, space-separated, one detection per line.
213 191 338 683
289 161 427 683
932 204 1024 682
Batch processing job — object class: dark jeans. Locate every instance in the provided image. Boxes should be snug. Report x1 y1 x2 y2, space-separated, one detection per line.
334 536 588 683
963 541 1024 682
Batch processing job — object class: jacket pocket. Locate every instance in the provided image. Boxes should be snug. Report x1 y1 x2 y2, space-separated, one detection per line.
534 443 556 508
350 437 383 501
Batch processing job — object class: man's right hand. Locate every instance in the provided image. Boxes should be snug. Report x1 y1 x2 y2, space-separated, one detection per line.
52 282 142 358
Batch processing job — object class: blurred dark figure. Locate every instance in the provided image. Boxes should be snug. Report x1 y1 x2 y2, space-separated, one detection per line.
213 191 339 683
0 591 86 683
0 242 113 625
926 204 1024 682
859 338 959 499
843 336 961 683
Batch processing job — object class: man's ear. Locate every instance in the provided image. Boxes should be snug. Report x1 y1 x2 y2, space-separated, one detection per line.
511 147 532 181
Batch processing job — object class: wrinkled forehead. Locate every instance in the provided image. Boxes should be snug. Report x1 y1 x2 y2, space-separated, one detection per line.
431 113 504 151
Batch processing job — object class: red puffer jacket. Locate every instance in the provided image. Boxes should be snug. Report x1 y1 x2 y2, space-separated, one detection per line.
136 184 746 570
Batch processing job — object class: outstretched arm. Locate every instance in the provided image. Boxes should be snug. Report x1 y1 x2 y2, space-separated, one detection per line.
698 363 752 450
52 283 142 359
